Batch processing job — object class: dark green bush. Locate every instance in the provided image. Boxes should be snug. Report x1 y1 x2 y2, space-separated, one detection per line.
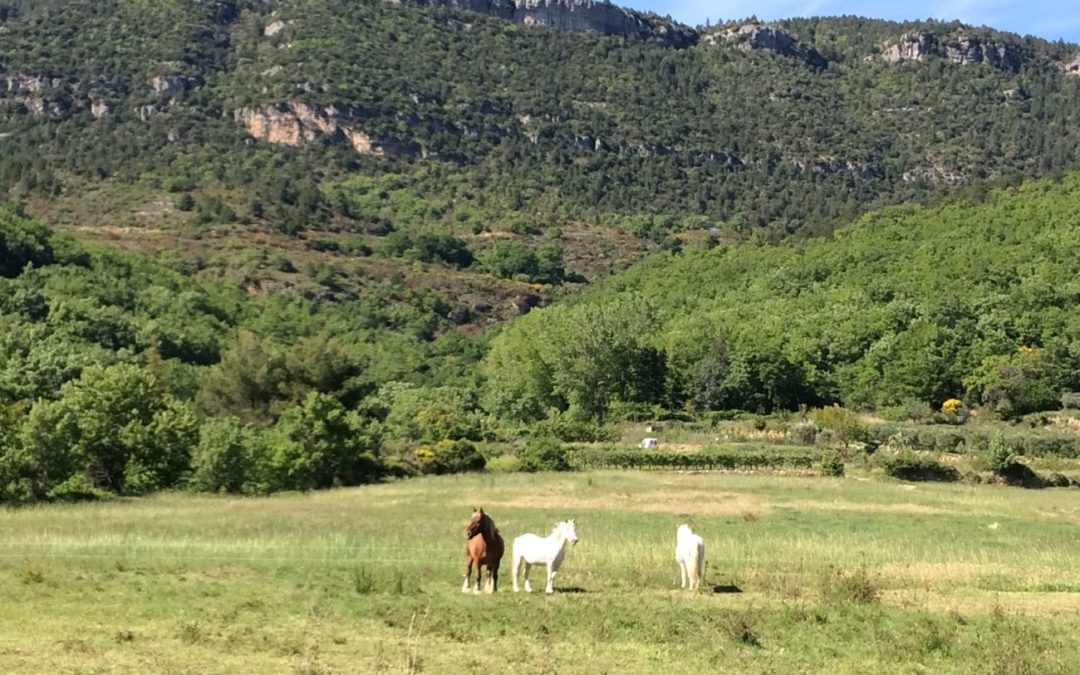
532 415 616 443
819 451 845 477
518 437 571 472
882 456 960 482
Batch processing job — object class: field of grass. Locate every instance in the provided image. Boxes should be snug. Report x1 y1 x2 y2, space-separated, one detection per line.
3 471 1080 673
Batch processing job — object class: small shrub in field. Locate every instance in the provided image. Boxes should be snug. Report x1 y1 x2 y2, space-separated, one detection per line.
46 473 114 502
810 406 867 449
820 568 879 605
178 621 203 644
518 437 571 472
791 420 820 444
353 566 376 595
485 454 521 473
724 613 762 647
882 455 960 482
1062 392 1080 410
17 559 47 585
986 432 1017 474
819 451 845 477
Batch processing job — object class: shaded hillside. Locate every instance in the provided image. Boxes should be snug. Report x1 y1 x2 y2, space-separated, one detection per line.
485 174 1080 419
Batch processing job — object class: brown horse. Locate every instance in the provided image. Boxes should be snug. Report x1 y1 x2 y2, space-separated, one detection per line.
463 507 504 593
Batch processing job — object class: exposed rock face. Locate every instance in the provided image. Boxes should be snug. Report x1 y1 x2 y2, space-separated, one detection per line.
264 19 287 36
90 100 112 119
881 33 1023 72
408 0 697 48
6 74 62 94
708 24 826 68
236 102 417 156
1062 54 1080 75
150 75 200 96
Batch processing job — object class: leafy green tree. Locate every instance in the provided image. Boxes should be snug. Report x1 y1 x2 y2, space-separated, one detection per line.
966 348 1062 419
267 392 381 491
0 209 53 278
371 382 483 443
190 417 260 494
484 297 665 422
17 364 196 497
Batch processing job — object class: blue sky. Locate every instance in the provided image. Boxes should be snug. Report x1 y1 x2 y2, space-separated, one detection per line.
627 0 1080 43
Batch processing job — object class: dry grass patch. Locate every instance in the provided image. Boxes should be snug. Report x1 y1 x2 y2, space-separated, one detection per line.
782 499 958 516
879 562 1014 586
475 490 772 517
886 590 1080 617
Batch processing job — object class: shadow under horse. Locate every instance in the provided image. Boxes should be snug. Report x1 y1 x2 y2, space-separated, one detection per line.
463 507 504 593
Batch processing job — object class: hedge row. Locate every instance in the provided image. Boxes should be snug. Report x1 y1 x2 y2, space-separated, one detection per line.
865 425 1080 458
568 445 819 471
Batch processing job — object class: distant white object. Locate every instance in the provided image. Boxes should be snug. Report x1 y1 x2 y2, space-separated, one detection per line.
645 423 663 433
640 437 659 449
675 524 705 590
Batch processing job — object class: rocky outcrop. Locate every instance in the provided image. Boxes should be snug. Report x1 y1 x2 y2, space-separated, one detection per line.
880 33 1023 72
6 74 62 94
90 100 111 118
707 24 827 69
236 102 418 157
264 20 287 36
1061 54 1080 75
406 0 697 48
150 75 200 96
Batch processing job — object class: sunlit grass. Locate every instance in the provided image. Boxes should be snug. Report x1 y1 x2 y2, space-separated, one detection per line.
3 471 1080 672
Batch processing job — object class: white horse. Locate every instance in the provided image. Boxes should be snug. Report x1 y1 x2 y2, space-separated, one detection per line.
511 520 578 594
675 524 704 590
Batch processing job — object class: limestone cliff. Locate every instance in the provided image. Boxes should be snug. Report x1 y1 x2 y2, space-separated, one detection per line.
880 32 1024 71
707 24 827 68
236 102 418 157
405 0 697 47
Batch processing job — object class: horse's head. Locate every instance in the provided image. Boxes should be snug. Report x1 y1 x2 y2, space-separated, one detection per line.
558 519 578 546
465 508 484 539
467 508 495 539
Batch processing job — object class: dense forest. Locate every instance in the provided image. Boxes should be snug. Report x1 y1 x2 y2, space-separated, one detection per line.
486 174 1080 422
4 173 1080 501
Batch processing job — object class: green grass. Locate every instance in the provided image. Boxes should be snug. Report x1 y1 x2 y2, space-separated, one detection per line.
3 472 1080 673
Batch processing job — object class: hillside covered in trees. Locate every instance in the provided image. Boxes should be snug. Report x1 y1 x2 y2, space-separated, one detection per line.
3 0 1080 319
485 174 1080 421
4 172 1080 501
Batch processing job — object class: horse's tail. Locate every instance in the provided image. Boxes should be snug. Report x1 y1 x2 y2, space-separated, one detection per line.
693 539 705 588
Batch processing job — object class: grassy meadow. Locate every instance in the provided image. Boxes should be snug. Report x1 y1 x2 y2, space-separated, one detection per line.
3 471 1080 673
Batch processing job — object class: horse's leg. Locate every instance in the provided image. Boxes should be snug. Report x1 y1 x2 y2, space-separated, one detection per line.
473 560 482 593
545 562 555 594
511 551 521 592
490 566 498 593
523 562 532 593
679 559 687 589
463 558 473 593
